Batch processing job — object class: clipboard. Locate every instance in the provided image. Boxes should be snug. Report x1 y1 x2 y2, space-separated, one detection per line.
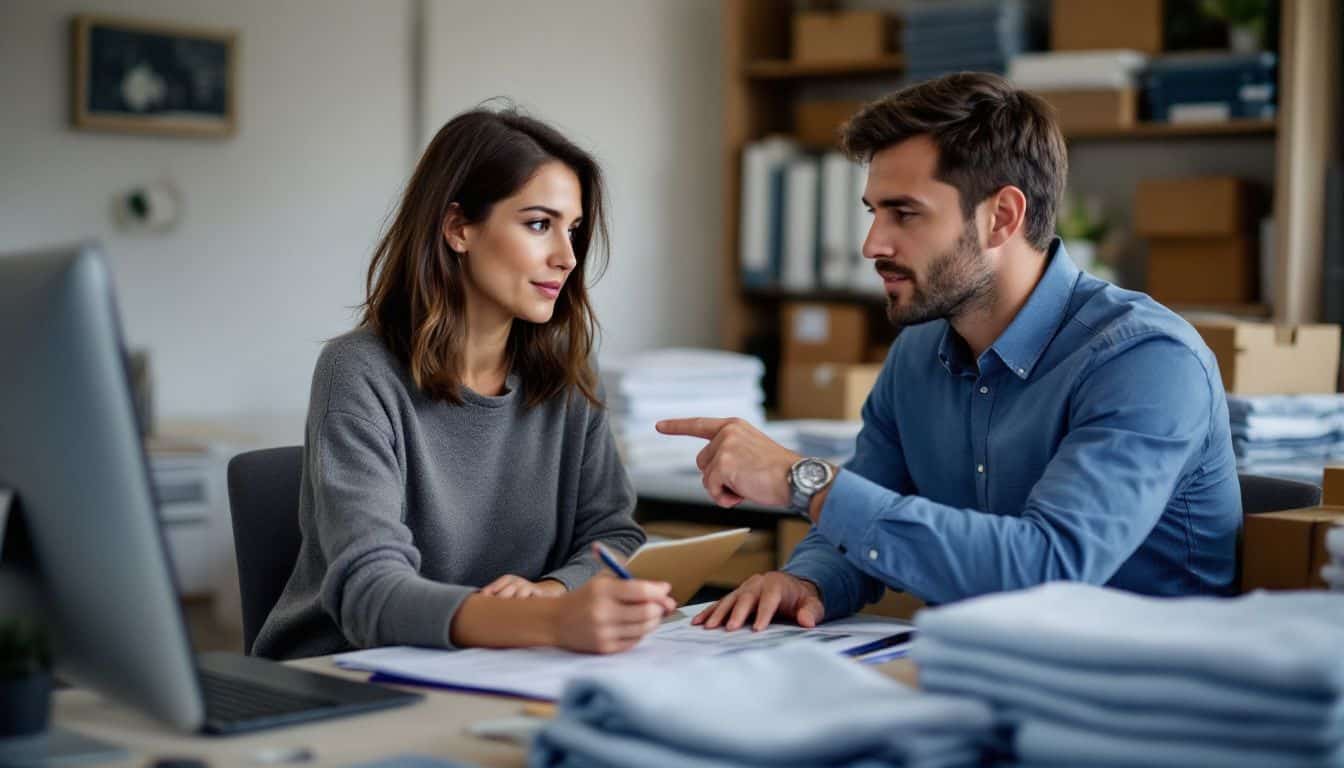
626 527 751 605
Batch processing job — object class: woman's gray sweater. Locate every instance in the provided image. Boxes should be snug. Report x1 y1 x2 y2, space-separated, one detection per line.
252 328 643 659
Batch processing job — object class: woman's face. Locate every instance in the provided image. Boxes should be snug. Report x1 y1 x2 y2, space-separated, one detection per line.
448 161 583 327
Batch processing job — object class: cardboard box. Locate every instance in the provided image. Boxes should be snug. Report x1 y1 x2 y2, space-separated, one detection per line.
1147 237 1258 304
794 100 865 148
1052 0 1162 54
1323 466 1344 505
1035 88 1137 134
779 363 881 420
793 11 891 62
1241 506 1344 591
1194 321 1341 395
1135 177 1251 238
782 302 868 365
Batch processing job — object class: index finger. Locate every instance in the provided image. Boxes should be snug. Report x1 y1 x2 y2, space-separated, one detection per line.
656 417 730 440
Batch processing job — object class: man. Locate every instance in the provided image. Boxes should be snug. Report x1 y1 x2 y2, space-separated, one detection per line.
658 73 1239 632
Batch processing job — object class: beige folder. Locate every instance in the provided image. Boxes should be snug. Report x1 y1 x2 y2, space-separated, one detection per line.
626 527 751 605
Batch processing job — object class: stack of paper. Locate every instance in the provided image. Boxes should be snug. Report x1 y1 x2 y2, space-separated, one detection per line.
913 583 1344 766
1227 395 1344 483
1326 525 1344 592
600 349 766 472
531 643 994 768
1009 50 1149 91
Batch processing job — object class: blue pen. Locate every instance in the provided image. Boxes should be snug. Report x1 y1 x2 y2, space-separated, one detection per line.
594 542 632 580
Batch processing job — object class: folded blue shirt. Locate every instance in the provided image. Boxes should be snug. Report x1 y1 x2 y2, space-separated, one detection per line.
528 644 994 768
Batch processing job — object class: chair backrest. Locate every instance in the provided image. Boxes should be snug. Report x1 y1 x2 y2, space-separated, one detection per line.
227 446 304 655
1238 472 1322 516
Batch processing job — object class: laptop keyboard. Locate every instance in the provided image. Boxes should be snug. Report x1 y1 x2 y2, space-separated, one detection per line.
199 669 336 724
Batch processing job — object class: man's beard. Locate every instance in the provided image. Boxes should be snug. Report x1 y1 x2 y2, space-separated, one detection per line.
878 218 995 330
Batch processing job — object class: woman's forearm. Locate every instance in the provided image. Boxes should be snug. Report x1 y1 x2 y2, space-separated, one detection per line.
448 592 562 648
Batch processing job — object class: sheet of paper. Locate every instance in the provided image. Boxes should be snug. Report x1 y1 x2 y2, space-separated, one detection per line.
334 603 914 701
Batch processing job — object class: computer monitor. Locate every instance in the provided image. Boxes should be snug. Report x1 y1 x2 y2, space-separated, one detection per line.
0 241 205 730
0 242 418 735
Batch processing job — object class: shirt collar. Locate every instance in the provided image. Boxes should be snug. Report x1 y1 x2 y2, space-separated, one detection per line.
990 238 1080 380
936 238 1080 380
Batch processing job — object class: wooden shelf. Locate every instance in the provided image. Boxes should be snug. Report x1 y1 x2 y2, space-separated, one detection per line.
1167 302 1274 319
744 55 904 80
1065 119 1277 141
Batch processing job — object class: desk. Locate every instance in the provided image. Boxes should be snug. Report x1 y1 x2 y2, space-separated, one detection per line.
51 655 918 767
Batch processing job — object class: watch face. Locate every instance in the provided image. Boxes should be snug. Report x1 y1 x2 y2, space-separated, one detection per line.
796 460 830 490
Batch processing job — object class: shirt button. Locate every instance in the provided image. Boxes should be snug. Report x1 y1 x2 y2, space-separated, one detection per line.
1017 367 1026 376
977 464 985 473
979 386 989 394
868 549 879 561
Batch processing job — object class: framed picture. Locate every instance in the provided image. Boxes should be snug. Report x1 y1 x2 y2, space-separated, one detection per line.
70 14 238 138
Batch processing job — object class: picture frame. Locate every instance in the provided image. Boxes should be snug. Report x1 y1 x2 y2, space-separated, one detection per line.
70 14 238 138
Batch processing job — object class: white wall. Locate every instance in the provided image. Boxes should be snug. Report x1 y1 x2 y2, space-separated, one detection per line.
0 0 414 421
423 0 724 360
0 0 724 422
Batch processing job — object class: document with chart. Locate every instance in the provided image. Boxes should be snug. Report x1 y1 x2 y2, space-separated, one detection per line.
333 604 914 701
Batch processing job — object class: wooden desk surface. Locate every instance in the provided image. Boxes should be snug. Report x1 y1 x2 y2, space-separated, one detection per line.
51 654 918 767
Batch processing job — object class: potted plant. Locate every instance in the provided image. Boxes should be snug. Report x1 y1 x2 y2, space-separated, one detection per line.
1058 194 1109 273
0 618 53 739
1201 0 1270 53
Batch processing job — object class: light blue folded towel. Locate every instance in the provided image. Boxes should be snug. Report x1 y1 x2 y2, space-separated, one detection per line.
914 584 1344 696
1012 716 1344 768
914 637 1344 732
528 644 995 768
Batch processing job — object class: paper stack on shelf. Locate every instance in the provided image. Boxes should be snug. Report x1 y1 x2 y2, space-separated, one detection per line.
601 349 766 472
1008 50 1148 91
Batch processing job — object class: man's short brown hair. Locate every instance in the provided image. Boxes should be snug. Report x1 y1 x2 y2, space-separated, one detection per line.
841 72 1068 252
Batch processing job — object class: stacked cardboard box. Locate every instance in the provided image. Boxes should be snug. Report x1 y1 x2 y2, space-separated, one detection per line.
778 302 881 420
1242 466 1344 592
1193 320 1341 395
1136 176 1259 305
792 11 894 62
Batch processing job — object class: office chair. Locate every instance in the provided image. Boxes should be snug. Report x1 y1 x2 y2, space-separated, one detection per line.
1238 472 1321 516
227 446 304 655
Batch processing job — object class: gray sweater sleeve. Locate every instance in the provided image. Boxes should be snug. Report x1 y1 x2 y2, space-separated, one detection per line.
540 402 646 589
312 408 473 649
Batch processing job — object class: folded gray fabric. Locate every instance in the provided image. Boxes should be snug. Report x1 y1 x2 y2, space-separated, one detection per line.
1012 716 1344 768
915 637 1344 732
528 644 995 768
914 583 1344 696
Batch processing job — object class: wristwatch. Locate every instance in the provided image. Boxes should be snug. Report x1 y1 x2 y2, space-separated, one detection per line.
788 457 835 517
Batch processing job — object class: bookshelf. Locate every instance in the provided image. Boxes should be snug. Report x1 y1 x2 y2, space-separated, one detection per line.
719 0 1337 375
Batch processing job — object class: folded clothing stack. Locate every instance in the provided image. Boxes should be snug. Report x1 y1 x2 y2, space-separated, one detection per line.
599 349 765 472
530 644 996 768
901 0 1044 83
913 583 1344 767
1228 394 1344 483
1327 525 1344 592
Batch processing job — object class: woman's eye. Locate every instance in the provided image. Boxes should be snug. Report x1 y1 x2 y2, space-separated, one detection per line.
527 219 550 233
568 227 579 240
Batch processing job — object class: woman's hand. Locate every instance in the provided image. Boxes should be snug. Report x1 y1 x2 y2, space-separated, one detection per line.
480 575 567 599
550 575 677 654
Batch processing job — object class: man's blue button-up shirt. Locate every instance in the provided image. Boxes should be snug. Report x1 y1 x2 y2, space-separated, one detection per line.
784 240 1240 618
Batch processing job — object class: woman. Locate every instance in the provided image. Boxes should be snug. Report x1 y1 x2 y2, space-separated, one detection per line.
253 108 674 660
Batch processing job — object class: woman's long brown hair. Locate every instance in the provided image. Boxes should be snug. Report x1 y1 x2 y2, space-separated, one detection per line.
360 108 608 408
